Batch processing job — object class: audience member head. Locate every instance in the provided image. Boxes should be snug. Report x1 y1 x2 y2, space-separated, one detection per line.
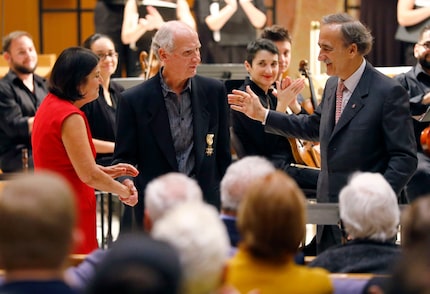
260 25 292 79
144 172 203 230
49 46 100 102
2 30 37 75
339 172 399 242
152 202 230 294
376 196 430 294
244 38 279 93
220 156 275 214
82 33 118 82
151 20 201 81
319 13 373 80
0 172 76 275
86 233 181 294
238 171 306 264
415 24 430 71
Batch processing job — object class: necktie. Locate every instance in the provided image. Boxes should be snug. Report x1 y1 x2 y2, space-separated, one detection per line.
335 80 345 123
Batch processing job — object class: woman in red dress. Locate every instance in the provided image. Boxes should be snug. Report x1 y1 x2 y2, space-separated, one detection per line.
32 47 139 254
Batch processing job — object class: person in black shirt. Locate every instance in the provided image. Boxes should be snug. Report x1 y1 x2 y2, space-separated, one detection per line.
0 31 48 172
394 24 430 202
82 33 123 166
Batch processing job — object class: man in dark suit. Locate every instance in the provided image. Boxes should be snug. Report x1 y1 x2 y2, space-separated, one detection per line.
113 20 232 231
228 13 417 253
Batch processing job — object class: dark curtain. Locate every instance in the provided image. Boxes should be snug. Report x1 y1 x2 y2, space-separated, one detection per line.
360 0 405 66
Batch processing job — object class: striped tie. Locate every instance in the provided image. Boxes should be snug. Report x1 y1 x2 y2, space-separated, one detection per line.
335 80 345 123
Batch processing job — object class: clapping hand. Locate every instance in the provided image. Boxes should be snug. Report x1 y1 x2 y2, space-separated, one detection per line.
274 77 305 113
119 178 138 207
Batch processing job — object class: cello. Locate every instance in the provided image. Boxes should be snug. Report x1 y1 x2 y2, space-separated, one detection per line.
284 59 321 168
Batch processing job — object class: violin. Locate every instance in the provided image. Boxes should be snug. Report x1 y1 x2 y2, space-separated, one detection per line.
299 59 319 113
139 49 160 80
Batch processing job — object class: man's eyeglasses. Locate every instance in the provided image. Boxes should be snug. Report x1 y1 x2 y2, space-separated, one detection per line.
97 52 118 60
418 41 430 50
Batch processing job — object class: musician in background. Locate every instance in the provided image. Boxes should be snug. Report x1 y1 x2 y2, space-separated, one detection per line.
394 24 430 203
194 0 266 63
260 25 293 81
81 33 123 167
230 38 319 198
121 0 196 76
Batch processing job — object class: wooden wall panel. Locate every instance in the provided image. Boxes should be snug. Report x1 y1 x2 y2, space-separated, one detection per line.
42 13 78 55
42 0 77 9
82 11 95 43
82 0 96 9
0 0 40 52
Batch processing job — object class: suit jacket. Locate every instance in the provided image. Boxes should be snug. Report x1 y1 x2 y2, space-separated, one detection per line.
265 61 417 203
113 73 231 223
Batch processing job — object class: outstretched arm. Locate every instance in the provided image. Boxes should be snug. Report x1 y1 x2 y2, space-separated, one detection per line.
228 86 267 123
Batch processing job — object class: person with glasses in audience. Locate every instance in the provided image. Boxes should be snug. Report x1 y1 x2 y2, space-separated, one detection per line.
394 25 430 203
82 33 123 167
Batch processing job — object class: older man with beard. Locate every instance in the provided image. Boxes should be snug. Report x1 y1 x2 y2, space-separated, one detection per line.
394 24 430 203
0 31 48 173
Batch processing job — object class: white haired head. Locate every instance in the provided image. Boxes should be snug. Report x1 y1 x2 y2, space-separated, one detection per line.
144 173 203 223
151 202 230 294
339 172 400 241
220 156 275 212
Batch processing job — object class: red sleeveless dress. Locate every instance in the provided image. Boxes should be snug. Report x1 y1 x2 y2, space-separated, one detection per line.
32 93 98 254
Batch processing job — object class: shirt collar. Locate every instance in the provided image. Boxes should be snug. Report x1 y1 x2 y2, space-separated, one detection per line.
342 58 366 93
159 67 192 97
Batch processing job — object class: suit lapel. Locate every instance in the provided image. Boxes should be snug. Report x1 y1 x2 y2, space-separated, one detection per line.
147 76 178 170
190 77 210 174
331 64 371 138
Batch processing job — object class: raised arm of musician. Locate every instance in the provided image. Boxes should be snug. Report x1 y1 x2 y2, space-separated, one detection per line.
121 0 160 45
239 0 266 29
205 0 238 31
397 0 430 26
177 0 196 30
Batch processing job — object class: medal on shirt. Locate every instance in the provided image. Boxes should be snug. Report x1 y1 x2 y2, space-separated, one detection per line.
206 134 214 156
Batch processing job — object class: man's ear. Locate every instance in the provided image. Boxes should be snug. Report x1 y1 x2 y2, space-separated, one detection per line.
3 52 11 63
158 48 168 62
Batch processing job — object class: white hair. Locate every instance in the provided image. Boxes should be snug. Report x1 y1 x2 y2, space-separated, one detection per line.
144 173 203 223
220 156 275 211
339 172 400 241
151 202 230 294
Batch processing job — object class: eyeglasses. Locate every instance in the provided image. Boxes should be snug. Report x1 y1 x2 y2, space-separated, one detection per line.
97 52 118 60
418 41 430 49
